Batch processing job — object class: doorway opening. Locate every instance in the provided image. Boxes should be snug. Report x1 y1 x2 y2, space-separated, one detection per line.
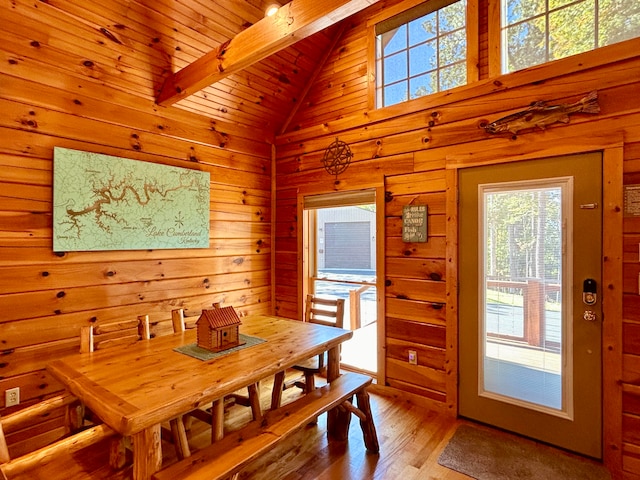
303 190 378 374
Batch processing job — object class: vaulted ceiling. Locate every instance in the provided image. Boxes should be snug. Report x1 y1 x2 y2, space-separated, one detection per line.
140 0 377 137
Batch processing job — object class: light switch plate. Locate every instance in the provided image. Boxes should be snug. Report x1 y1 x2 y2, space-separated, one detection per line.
408 350 417 365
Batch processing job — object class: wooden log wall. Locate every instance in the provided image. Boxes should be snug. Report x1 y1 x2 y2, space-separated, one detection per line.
622 143 640 478
274 2 640 477
0 0 272 454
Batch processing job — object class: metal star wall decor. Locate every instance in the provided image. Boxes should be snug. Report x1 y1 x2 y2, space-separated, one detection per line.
322 137 352 179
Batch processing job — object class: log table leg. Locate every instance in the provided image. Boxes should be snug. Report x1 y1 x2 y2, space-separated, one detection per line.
132 424 162 480
211 398 225 443
271 371 286 409
325 346 352 440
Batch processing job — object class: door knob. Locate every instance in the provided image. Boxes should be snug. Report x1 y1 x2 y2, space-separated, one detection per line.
583 310 597 322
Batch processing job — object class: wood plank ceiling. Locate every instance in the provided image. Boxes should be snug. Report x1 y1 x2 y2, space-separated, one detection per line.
152 0 380 137
156 0 330 135
27 0 341 137
106 0 355 137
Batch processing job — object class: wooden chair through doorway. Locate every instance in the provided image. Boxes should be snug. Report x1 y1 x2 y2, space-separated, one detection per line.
282 295 346 395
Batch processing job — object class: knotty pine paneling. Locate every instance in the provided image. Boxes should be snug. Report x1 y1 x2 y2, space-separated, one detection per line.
624 387 640 416
274 187 298 317
3 0 333 133
623 139 640 479
0 0 272 436
383 168 447 397
275 2 640 473
386 258 445 281
386 297 446 325
623 413 640 447
624 353 640 380
623 445 640 480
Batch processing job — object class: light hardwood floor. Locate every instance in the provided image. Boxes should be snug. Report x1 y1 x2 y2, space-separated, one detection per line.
234 384 471 480
14 376 473 480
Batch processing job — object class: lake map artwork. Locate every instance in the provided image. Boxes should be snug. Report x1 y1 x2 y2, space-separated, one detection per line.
53 147 210 251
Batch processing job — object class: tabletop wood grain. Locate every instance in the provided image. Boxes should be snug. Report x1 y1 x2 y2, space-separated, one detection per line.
47 314 353 436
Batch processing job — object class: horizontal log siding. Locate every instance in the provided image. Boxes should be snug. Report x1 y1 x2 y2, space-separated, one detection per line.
0 0 272 456
276 1 640 474
623 142 640 480
385 169 446 401
274 187 299 319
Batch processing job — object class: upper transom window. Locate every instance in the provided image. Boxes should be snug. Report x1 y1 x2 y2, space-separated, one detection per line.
500 0 640 73
375 0 468 108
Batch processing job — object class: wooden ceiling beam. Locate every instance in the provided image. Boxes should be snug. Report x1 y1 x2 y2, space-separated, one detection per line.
156 0 379 107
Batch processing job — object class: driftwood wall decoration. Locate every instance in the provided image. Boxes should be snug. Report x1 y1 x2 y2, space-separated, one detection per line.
483 91 600 135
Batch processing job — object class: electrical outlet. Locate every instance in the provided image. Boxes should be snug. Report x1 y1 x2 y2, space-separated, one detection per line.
5 387 20 407
408 350 417 365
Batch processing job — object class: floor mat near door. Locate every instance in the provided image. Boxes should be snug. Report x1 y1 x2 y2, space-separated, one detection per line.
437 424 610 480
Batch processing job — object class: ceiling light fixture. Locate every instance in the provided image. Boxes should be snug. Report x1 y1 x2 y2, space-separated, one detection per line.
265 2 280 17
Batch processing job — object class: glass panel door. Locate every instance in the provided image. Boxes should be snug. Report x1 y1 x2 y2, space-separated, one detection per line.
458 152 602 458
480 180 571 417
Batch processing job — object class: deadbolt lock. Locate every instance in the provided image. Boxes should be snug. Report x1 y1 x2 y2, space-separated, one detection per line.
583 279 597 306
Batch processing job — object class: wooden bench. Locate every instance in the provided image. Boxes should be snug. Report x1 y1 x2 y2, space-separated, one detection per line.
0 394 118 479
152 371 379 480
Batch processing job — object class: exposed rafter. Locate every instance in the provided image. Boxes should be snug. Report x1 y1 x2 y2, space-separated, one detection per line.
156 0 379 107
279 23 348 135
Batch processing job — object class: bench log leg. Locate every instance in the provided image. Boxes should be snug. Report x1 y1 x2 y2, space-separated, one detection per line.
109 437 127 469
355 389 379 453
327 395 353 441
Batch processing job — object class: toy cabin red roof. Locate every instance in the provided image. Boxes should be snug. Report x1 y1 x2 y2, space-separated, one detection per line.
198 307 241 329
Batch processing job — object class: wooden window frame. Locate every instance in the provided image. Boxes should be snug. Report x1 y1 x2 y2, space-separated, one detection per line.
366 0 479 111
487 0 640 77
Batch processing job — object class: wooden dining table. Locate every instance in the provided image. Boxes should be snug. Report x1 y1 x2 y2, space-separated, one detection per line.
47 314 353 480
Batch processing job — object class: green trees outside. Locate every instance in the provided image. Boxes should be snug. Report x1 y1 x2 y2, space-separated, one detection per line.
378 0 638 106
504 0 640 73
411 0 467 99
484 188 562 283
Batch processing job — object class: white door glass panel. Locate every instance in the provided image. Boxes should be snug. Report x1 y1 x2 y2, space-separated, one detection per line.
479 179 572 418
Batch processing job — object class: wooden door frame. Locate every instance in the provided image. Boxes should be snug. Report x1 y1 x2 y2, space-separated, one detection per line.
445 139 623 476
296 185 386 384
